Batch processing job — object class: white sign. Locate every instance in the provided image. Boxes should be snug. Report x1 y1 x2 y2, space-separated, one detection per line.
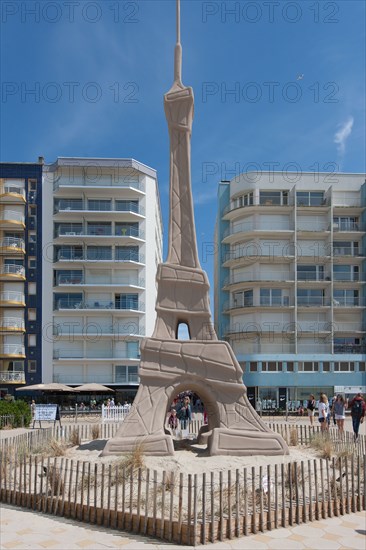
35 404 58 421
335 386 366 394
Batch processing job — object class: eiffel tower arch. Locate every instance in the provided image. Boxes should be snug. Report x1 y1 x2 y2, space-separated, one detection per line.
102 1 288 457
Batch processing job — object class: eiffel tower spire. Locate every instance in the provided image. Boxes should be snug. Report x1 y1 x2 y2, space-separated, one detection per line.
165 0 200 268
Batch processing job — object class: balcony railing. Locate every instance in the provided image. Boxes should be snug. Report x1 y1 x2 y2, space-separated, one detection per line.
57 226 144 238
54 201 145 215
0 291 25 304
0 186 26 199
298 322 332 332
0 237 25 250
333 247 360 256
0 210 25 224
0 371 25 383
333 273 360 282
56 251 144 263
297 297 330 306
54 178 143 191
224 221 293 238
56 274 145 286
223 248 296 263
53 349 140 359
54 324 145 337
333 222 361 231
55 300 145 311
224 297 291 310
297 221 329 231
333 323 364 332
332 298 364 307
224 271 293 285
297 272 329 281
0 264 25 277
334 344 365 354
0 317 25 331
0 344 25 356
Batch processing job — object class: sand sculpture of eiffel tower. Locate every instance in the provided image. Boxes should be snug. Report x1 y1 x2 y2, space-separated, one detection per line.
103 1 288 457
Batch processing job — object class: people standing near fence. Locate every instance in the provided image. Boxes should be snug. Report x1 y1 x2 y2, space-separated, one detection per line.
318 393 330 432
332 394 347 438
307 394 316 426
30 400 36 426
168 408 178 434
179 396 192 429
348 393 366 442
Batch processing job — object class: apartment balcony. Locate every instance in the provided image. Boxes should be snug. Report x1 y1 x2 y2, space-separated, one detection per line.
54 201 145 219
222 221 294 244
0 371 25 383
223 271 293 289
0 344 26 358
55 299 145 312
296 221 329 235
0 210 25 228
53 349 140 360
297 322 332 333
332 222 363 233
53 373 138 385
222 197 291 219
0 264 25 280
0 317 25 332
0 237 25 254
333 274 362 283
0 185 26 202
222 249 295 268
55 251 145 264
333 344 366 354
55 274 145 288
56 226 145 241
297 272 331 282
54 324 145 338
297 297 330 308
53 176 145 193
333 323 365 334
0 291 26 306
333 246 363 257
224 297 292 312
332 298 365 308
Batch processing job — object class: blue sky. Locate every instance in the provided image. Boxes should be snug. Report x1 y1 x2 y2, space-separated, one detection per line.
1 0 365 286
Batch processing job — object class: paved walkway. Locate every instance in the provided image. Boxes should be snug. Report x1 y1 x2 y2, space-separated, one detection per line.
0 504 365 549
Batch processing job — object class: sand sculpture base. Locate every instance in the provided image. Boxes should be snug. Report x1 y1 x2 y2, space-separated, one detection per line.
102 338 288 457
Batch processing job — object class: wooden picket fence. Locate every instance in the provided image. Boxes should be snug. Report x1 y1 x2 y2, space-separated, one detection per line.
0 423 365 545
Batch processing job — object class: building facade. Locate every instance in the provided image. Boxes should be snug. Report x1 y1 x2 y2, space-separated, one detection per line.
0 161 43 396
42 158 162 401
215 172 366 410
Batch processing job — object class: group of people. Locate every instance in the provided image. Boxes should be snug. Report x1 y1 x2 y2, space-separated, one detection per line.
168 394 192 432
307 392 365 441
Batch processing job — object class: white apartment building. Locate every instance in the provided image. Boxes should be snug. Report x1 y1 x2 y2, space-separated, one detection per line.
215 172 366 410
42 158 162 399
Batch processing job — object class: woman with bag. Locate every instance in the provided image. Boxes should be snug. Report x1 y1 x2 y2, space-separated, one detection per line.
307 394 315 426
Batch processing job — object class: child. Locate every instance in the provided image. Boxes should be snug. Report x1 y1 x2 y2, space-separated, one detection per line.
168 408 178 431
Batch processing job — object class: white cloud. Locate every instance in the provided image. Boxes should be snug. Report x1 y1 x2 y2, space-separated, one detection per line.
334 116 354 155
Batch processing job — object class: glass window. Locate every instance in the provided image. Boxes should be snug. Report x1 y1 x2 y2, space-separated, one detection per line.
297 289 324 306
128 365 138 383
115 365 127 383
88 199 111 211
28 361 37 373
323 362 330 372
87 222 111 236
359 362 366 371
115 222 139 237
55 270 83 285
333 289 359 306
55 223 83 236
286 362 294 372
86 246 112 260
54 293 83 309
115 200 139 213
55 199 83 211
249 362 257 372
115 294 138 310
115 246 139 261
260 288 283 306
297 192 324 206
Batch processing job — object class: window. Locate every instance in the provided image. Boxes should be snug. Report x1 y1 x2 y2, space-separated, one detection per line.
359 362 366 372
333 265 359 282
262 362 282 372
286 362 294 372
55 223 82 237
88 199 111 211
297 192 324 206
333 241 359 256
56 246 83 261
115 222 139 237
55 270 83 285
28 335 36 346
28 361 37 373
28 283 36 295
87 222 111 236
298 362 319 372
115 200 139 213
297 265 324 281
28 309 36 320
323 362 330 372
115 365 139 384
232 192 253 209
86 246 112 260
55 198 83 211
54 293 83 309
333 217 359 231
297 289 325 306
29 233 36 243
249 362 257 372
334 338 361 353
233 290 253 308
333 362 353 372
115 294 138 310
260 288 286 306
333 289 359 306
260 191 288 206
176 323 190 340
115 246 139 261
29 180 37 191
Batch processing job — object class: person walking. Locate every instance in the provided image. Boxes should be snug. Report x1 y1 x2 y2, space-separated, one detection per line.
179 396 192 430
307 394 316 426
332 394 347 438
318 393 330 432
348 393 366 442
